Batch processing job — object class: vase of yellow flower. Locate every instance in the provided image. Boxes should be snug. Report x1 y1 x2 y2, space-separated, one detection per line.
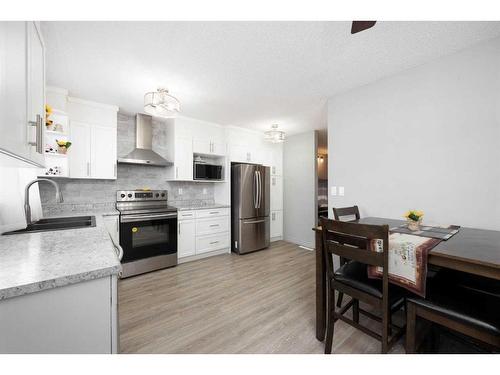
404 210 424 231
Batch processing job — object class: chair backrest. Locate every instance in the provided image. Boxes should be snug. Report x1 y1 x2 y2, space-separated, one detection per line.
333 205 360 221
320 217 389 283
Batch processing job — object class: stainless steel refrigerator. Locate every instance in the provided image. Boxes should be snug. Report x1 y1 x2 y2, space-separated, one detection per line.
231 163 270 254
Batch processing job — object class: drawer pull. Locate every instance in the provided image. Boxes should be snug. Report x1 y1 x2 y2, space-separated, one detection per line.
209 241 219 245
209 224 219 227
209 211 219 215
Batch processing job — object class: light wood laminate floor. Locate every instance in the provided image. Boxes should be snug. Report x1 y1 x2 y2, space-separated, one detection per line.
118 241 404 353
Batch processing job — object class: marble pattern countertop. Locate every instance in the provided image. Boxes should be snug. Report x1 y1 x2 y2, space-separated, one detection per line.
0 211 121 301
172 203 230 211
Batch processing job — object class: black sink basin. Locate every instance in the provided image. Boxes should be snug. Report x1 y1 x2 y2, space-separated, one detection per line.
2 216 96 235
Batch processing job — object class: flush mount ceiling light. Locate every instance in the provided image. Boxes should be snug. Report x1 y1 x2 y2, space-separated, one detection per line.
264 124 285 143
144 88 181 118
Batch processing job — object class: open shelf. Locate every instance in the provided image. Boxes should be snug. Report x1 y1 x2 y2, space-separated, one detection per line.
44 152 68 158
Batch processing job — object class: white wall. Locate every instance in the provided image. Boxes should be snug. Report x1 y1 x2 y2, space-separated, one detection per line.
328 36 500 230
0 155 43 232
283 131 317 248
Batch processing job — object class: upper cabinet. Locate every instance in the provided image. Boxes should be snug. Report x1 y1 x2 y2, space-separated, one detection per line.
0 22 45 167
67 98 118 179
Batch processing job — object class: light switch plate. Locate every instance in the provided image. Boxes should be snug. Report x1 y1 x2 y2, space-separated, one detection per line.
338 186 345 196
331 186 337 196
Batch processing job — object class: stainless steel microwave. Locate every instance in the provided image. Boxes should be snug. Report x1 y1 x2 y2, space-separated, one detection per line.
193 161 223 180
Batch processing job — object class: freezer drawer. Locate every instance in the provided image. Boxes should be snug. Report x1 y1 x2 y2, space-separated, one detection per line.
233 216 270 254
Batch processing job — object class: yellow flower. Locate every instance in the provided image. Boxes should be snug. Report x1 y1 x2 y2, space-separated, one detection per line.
45 104 52 114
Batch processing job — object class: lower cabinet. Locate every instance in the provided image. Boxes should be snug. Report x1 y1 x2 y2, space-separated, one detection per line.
0 275 118 354
178 219 196 258
270 210 283 240
177 208 230 261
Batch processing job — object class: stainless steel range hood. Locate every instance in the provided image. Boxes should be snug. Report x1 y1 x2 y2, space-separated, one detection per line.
118 113 172 167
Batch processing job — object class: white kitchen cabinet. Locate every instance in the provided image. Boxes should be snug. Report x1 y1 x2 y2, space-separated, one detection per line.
69 121 91 178
270 144 283 176
173 137 193 180
0 275 118 354
270 175 283 210
229 144 262 164
178 208 230 262
67 97 118 179
178 219 196 258
270 210 283 239
196 233 230 254
193 138 226 157
0 22 45 167
91 125 117 179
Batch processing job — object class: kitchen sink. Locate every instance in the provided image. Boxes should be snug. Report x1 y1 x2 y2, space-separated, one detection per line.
2 216 96 235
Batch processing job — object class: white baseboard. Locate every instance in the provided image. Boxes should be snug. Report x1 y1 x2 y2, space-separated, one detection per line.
178 248 230 264
270 236 283 242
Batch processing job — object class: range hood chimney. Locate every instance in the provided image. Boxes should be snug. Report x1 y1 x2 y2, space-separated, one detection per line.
118 113 172 167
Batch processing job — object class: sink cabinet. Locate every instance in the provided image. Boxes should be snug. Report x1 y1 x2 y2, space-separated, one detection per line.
0 275 118 353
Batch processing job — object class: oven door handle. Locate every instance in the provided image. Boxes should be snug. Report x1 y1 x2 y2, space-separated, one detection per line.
120 213 178 223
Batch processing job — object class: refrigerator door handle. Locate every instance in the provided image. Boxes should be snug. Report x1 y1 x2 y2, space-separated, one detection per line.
257 170 262 209
253 170 258 209
259 170 263 209
243 219 266 224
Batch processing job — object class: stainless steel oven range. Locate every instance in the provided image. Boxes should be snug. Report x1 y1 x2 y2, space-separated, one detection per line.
116 190 177 278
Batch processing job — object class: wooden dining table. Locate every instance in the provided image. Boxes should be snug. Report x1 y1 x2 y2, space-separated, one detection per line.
314 217 500 341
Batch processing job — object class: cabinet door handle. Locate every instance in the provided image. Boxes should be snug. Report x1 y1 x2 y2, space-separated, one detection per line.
176 167 178 179
87 162 90 177
210 241 219 245
178 223 181 235
209 224 219 227
114 164 117 178
36 114 43 153
209 211 219 215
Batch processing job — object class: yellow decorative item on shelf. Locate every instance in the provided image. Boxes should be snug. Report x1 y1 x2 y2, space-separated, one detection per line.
45 104 54 129
404 210 424 231
56 139 72 154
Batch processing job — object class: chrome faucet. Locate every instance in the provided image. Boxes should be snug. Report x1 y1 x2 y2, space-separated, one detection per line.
24 178 64 226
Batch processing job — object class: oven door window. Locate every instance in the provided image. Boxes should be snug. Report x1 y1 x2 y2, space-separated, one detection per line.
120 218 177 263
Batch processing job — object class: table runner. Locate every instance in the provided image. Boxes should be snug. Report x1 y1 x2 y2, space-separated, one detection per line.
368 233 441 297
390 224 460 240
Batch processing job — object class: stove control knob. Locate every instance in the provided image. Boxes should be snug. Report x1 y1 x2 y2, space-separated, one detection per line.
120 193 126 198
161 193 166 197
127 193 133 198
155 193 160 198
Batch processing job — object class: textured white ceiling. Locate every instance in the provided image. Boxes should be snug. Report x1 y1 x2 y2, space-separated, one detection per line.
41 21 500 135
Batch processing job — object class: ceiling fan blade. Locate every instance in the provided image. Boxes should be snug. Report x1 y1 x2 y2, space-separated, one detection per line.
351 21 377 34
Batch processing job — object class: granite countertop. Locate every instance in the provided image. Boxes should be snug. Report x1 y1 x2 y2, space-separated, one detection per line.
172 203 230 211
0 211 121 301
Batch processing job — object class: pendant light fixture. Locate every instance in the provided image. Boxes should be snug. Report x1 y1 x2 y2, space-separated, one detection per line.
264 124 285 143
144 88 181 118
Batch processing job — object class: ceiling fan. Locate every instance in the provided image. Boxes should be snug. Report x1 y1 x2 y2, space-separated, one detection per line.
351 21 377 34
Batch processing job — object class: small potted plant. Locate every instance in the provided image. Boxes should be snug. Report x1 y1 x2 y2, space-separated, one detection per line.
404 210 424 231
56 139 72 154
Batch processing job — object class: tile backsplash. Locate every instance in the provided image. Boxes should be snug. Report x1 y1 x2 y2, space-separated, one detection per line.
40 112 215 214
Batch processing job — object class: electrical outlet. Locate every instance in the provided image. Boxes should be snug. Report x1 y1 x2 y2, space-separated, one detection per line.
178 188 183 195
331 186 337 196
338 186 345 196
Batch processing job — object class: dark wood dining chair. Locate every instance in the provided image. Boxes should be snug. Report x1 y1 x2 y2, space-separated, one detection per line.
320 218 406 354
331 205 361 308
406 271 500 353
333 205 360 222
